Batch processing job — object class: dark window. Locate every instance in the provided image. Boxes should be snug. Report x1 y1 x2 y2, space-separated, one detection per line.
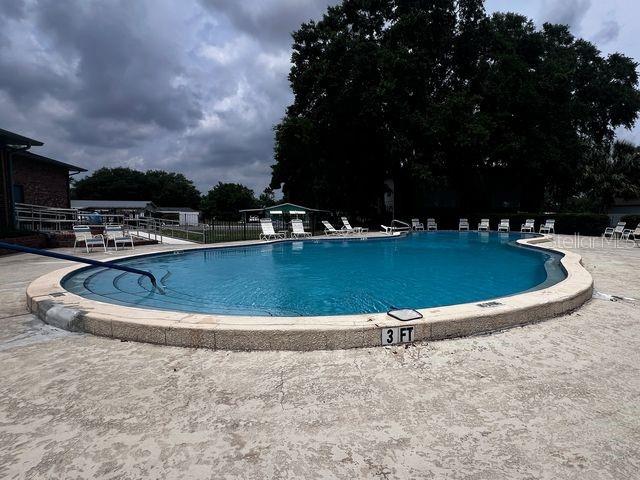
13 185 24 203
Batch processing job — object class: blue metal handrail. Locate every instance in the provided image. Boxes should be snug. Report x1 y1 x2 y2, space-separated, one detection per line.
0 241 162 292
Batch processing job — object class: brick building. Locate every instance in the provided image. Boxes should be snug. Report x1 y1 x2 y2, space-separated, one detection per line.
0 128 86 228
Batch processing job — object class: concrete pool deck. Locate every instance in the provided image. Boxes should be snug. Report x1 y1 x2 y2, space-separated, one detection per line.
25 234 593 351
1 235 639 478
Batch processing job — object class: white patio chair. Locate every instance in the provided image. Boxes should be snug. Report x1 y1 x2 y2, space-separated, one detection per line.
497 219 510 232
621 223 640 241
539 219 555 234
104 225 135 251
291 219 311 238
477 219 490 231
604 222 626 239
259 218 286 240
411 218 424 231
426 218 438 231
322 220 344 236
459 218 469 231
340 216 367 234
521 219 535 233
73 225 106 253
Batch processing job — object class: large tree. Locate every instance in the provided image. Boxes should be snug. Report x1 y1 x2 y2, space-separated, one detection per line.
201 182 257 220
72 167 201 209
271 0 640 215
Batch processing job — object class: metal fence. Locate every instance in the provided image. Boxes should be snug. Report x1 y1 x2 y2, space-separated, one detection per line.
204 219 318 244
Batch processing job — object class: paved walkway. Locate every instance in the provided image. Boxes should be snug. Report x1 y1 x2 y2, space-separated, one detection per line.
0 237 639 479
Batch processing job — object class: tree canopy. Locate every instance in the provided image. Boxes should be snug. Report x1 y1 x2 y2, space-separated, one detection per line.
72 167 201 209
201 182 258 220
271 0 640 214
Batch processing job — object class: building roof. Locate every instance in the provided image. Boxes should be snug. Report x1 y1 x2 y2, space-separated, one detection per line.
155 207 200 213
239 202 330 214
0 127 44 147
14 150 87 173
71 200 156 210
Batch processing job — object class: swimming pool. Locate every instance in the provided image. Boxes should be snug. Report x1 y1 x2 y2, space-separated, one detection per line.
62 232 565 317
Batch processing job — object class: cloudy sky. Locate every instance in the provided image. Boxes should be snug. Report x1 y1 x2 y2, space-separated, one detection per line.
1 0 638 194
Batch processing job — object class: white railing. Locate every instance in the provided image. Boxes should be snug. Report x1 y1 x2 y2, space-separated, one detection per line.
15 203 78 231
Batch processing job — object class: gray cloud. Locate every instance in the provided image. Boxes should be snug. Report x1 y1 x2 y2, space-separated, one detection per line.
0 0 26 19
541 0 591 31
198 0 338 46
592 19 621 45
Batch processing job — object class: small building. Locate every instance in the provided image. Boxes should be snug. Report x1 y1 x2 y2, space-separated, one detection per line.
153 207 200 226
1 128 86 228
71 200 156 219
239 202 330 232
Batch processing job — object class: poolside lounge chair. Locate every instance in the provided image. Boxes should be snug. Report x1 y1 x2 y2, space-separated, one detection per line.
322 220 344 236
539 219 555 234
426 218 438 231
477 219 490 231
497 219 510 232
341 216 367 234
604 222 626 239
73 225 106 253
411 218 424 231
291 219 311 238
622 224 640 241
459 218 469 231
104 225 134 251
521 219 535 233
259 218 286 240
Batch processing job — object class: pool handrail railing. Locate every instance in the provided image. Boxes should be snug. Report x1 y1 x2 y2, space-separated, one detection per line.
0 241 162 292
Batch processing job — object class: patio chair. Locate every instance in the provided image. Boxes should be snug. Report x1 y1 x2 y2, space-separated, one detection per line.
477 219 490 231
104 225 135 251
539 219 555 234
73 225 106 253
322 220 344 236
411 218 424 231
497 219 510 232
604 222 626 239
259 218 286 240
621 224 640 241
459 218 469 231
291 219 311 239
521 219 535 233
341 216 367 234
426 218 438 231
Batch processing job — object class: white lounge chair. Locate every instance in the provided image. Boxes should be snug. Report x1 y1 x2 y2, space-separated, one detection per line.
322 220 344 236
73 225 106 253
539 219 555 234
477 219 490 231
426 218 438 231
604 222 626 239
104 225 134 251
622 223 640 241
497 219 510 232
291 219 311 238
411 218 424 231
259 218 286 240
521 219 535 233
459 218 469 231
341 216 367 234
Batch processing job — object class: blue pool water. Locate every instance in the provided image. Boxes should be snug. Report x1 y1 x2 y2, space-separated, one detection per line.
62 232 565 316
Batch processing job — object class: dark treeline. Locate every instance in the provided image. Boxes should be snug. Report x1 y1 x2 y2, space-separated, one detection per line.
271 0 640 216
71 168 276 220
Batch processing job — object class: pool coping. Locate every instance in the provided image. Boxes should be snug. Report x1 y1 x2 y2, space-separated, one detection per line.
26 234 593 351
